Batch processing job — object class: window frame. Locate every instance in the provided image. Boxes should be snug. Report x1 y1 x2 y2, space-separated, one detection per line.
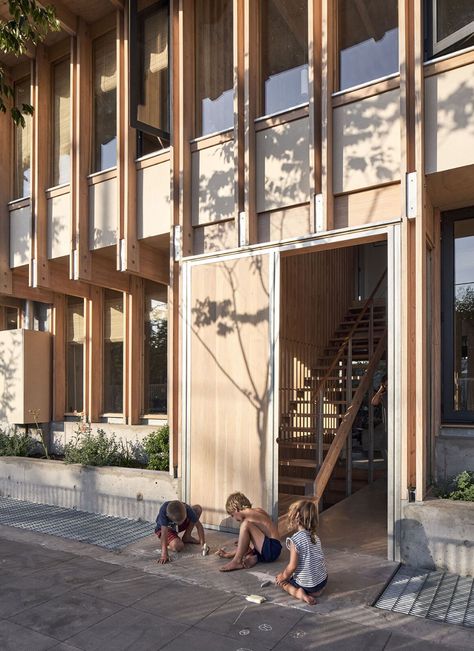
431 0 474 57
441 206 474 424
129 0 171 143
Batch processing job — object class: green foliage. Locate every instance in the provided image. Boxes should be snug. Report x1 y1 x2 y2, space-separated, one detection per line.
0 1 59 125
143 426 169 471
64 429 124 467
0 428 34 457
435 471 474 502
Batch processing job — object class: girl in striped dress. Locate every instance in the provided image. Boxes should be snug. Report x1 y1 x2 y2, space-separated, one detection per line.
276 499 328 605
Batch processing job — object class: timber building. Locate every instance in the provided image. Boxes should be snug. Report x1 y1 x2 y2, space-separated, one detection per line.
0 0 474 569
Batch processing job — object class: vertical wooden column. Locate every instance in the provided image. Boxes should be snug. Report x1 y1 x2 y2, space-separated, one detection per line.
88 286 103 421
320 0 334 232
170 0 181 474
0 79 12 295
233 0 245 238
178 0 194 257
413 0 427 501
71 19 92 282
117 7 139 275
308 0 322 229
30 45 50 289
52 293 66 420
125 277 143 424
243 0 257 244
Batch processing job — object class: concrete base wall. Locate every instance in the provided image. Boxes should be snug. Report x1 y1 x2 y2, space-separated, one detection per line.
401 499 474 577
436 429 474 481
0 457 180 522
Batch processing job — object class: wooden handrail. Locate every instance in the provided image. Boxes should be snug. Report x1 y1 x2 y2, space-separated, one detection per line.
313 329 387 503
312 269 387 393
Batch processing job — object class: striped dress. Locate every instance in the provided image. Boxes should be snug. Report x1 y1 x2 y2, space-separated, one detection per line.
286 529 327 588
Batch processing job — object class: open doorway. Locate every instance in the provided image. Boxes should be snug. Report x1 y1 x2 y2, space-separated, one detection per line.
278 240 389 557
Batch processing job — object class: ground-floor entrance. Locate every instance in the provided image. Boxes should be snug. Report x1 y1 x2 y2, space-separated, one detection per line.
182 224 402 561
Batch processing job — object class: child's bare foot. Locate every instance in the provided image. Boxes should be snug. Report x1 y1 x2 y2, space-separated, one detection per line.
215 548 235 558
182 535 200 544
220 558 245 572
242 553 258 569
296 588 316 605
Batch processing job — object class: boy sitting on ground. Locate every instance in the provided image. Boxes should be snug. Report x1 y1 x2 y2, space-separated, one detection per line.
216 492 282 572
155 500 205 564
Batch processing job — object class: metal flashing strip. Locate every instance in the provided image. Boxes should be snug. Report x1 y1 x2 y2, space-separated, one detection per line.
0 496 152 551
375 565 474 629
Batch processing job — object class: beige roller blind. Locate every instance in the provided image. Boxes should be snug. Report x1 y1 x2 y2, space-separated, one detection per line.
67 301 84 344
14 77 32 199
52 57 71 186
104 292 124 343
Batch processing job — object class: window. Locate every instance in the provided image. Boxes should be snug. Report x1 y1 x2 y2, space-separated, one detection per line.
66 297 84 413
336 0 399 92
92 31 117 172
195 0 233 137
144 281 167 414
426 1 474 59
13 78 32 199
130 0 170 155
33 302 51 331
5 307 18 329
52 58 71 186
103 290 123 413
259 0 308 116
442 209 474 421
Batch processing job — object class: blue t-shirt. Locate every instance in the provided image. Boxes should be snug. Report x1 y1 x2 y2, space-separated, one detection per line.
155 502 197 532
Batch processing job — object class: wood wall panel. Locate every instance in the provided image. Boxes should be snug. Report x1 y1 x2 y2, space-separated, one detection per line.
334 183 401 230
10 206 32 268
193 219 237 255
137 159 171 239
89 176 118 250
333 89 401 194
48 191 72 259
257 204 312 243
191 139 235 226
189 255 272 527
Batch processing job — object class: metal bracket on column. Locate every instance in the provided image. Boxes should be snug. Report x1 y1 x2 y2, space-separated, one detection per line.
173 225 182 262
239 211 247 247
315 193 324 232
406 172 417 219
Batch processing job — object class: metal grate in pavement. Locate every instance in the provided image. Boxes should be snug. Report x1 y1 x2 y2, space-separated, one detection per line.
375 565 474 629
0 496 153 551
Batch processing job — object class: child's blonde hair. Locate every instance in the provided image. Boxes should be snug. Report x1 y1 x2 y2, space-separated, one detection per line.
166 500 187 523
225 492 252 514
287 499 319 543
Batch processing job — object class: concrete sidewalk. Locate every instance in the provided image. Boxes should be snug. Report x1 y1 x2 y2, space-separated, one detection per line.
1 523 473 650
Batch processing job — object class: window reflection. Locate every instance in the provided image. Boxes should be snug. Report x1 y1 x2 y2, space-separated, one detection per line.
93 31 117 172
144 281 167 414
337 0 398 91
13 78 31 199
260 0 308 116
66 297 84 414
103 290 123 413
454 218 474 412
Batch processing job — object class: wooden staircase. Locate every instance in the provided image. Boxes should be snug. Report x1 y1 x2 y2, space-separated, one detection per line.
278 272 387 515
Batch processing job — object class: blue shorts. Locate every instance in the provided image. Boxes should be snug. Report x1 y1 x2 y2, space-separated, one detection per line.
288 575 328 595
255 537 282 563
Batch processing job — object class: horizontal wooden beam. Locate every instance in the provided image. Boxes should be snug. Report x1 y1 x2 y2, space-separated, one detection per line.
130 244 170 286
41 1 77 35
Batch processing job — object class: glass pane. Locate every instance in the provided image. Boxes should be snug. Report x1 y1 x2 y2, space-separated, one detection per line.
453 218 474 412
66 297 84 414
14 78 32 199
437 0 474 41
260 0 308 116
144 282 167 414
52 58 71 186
104 290 123 413
195 0 233 137
33 303 51 332
337 0 398 91
136 0 169 139
5 307 18 329
93 31 117 172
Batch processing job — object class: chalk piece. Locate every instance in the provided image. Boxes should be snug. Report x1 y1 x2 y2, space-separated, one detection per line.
260 580 272 588
202 543 210 556
245 594 266 604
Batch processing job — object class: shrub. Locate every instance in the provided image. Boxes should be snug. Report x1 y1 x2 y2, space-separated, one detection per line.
143 425 169 471
64 429 123 467
435 471 474 502
0 429 35 457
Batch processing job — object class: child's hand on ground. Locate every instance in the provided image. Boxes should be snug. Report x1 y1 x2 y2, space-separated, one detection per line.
158 555 170 564
275 572 287 585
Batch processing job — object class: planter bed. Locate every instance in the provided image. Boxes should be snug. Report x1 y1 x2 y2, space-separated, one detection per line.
401 498 474 576
0 456 180 522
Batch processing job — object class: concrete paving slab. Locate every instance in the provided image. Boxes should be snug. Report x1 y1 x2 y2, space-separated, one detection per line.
0 538 74 575
0 570 74 618
133 581 234 625
0 619 59 651
273 613 391 650
196 594 305 649
383 632 471 650
66 607 190 651
8 592 122 642
78 567 168 607
29 555 122 590
159 626 271 651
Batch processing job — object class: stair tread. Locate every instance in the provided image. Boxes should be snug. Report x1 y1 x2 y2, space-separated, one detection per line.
279 477 311 486
279 458 318 468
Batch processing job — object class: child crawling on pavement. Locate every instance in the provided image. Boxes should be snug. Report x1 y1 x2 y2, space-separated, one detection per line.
216 492 282 572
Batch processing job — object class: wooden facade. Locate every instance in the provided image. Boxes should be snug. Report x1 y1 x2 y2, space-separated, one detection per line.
1 1 474 559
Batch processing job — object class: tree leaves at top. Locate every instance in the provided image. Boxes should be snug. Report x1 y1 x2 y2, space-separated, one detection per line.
0 0 59 126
